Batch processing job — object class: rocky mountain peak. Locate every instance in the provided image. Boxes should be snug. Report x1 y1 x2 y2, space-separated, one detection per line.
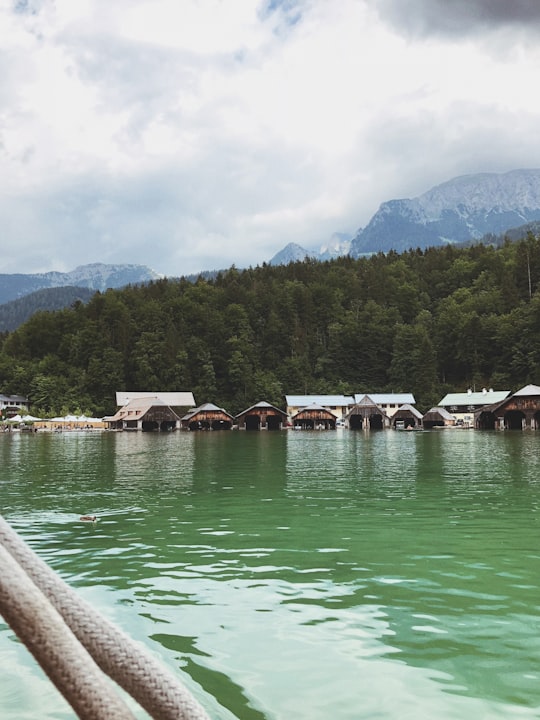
350 168 540 255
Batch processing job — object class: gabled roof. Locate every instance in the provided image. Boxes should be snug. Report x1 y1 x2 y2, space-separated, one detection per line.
116 391 195 407
108 397 181 422
345 396 389 419
423 406 455 420
354 395 381 407
480 384 540 417
395 403 423 419
291 403 337 419
355 393 415 405
181 403 234 421
235 401 287 418
197 402 223 412
0 394 28 403
240 400 274 411
439 390 510 406
513 384 540 396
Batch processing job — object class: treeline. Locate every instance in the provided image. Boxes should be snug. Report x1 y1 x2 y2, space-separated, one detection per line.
1 236 540 418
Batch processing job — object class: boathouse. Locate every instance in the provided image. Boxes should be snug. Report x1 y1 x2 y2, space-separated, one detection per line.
392 404 423 429
354 393 416 418
345 395 390 430
235 401 288 430
181 403 234 431
106 397 182 431
422 407 456 429
291 404 337 430
475 384 540 430
438 388 510 427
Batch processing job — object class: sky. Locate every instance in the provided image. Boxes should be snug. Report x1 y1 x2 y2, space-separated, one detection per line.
2 0 540 277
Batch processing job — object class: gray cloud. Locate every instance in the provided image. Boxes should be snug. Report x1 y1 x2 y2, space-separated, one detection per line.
3 1 540 276
0 123 331 276
359 99 540 214
375 0 540 38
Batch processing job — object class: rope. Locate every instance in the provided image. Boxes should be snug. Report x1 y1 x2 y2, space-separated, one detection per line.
0 543 136 720
0 516 211 720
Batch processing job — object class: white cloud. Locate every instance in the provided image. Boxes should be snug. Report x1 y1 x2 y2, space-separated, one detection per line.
1 0 540 275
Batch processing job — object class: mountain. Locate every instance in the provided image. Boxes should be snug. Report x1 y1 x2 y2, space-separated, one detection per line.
0 263 161 305
269 243 316 266
351 169 540 255
0 286 96 332
270 170 540 265
269 233 353 266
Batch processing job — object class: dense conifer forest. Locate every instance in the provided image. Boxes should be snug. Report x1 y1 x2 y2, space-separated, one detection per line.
0 286 95 332
1 235 540 418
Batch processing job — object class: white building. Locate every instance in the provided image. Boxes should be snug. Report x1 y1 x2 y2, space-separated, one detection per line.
0 394 29 418
438 388 510 427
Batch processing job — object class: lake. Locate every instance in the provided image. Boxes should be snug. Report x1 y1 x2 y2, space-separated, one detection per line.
1 428 540 719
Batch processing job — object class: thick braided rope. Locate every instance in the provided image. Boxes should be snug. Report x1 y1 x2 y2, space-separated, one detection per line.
0 516 211 720
0 543 137 720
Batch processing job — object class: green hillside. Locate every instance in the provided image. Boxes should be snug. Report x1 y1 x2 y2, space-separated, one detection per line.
0 286 95 332
0 236 539 418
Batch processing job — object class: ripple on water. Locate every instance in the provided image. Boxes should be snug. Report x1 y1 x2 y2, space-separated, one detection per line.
3 431 540 718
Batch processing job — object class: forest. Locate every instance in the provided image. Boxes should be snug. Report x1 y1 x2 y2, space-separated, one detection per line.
0 286 95 332
0 234 540 418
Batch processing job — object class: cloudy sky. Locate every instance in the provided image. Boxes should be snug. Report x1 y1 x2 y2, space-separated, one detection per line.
2 0 540 276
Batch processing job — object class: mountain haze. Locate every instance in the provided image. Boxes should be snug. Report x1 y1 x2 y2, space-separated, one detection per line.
0 263 161 305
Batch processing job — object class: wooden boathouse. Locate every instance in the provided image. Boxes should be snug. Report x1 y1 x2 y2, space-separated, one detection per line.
475 384 540 430
422 407 456 429
392 403 424 429
291 404 337 430
355 393 416 419
106 397 182 431
345 395 390 430
181 403 235 431
235 401 288 430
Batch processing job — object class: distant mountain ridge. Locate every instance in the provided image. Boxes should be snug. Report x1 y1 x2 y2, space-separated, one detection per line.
269 169 540 264
0 263 161 305
269 243 316 265
269 233 352 266
351 168 540 255
4 170 540 317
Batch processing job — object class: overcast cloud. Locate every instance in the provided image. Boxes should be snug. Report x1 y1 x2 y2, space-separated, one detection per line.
1 0 540 276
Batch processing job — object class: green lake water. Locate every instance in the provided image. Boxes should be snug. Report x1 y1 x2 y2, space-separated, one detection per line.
1 429 540 719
